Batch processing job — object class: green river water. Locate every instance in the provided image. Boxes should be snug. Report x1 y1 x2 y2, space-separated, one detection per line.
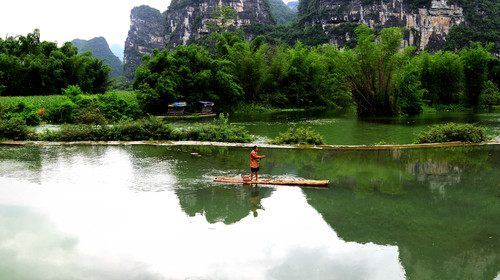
229 110 500 145
0 143 499 279
2 110 500 279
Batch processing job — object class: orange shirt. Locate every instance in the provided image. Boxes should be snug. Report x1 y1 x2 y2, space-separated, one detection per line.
250 150 260 168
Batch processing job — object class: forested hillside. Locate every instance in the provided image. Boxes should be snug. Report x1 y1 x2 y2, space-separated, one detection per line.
72 37 123 78
445 0 500 53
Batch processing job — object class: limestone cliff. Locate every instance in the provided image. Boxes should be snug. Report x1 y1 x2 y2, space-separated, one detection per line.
123 6 165 82
163 0 275 49
124 1 274 82
299 0 465 51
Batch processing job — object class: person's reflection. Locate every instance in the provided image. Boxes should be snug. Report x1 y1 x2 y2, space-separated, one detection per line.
249 185 264 217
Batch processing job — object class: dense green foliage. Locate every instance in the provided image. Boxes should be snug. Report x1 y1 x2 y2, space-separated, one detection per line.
269 126 325 145
460 43 491 108
0 30 111 96
0 87 142 125
135 31 347 113
414 122 488 143
3 26 500 122
332 26 419 116
417 51 463 105
134 25 500 117
134 44 243 113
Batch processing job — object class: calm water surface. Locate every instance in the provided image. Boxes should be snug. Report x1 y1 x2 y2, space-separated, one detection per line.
0 144 499 279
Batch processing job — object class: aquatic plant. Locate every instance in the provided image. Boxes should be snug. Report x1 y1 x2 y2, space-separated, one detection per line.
269 126 325 145
414 122 488 143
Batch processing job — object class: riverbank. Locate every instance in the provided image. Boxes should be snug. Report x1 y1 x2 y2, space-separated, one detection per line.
2 140 499 150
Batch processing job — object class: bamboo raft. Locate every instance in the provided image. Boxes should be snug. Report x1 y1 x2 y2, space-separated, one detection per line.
213 176 329 187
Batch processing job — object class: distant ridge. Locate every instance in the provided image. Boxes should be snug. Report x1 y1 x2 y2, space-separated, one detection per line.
110 44 124 62
72 37 123 78
286 1 298 12
269 0 296 25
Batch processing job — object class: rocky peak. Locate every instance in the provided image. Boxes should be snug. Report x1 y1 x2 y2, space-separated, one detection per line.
124 1 274 82
123 5 165 82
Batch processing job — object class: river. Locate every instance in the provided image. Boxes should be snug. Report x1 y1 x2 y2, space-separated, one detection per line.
230 109 500 145
0 143 499 279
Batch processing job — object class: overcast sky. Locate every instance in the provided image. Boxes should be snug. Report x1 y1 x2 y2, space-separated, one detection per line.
0 0 172 48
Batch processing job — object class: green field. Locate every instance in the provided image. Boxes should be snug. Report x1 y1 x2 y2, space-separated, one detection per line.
0 91 137 111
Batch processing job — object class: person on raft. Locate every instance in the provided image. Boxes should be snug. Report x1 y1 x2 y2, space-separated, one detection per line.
250 145 265 181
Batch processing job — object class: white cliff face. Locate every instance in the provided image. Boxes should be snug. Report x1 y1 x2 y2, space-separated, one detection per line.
310 0 464 51
164 0 274 48
407 0 464 50
123 6 165 82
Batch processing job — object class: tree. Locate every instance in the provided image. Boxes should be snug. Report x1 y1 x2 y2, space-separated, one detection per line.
418 51 463 105
228 36 269 102
460 43 492 108
206 5 239 34
133 44 243 113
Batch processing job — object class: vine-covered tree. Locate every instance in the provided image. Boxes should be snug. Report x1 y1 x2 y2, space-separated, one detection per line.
206 5 239 33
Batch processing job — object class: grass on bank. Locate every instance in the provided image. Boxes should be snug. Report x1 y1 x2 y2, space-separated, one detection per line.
0 91 137 111
0 114 252 143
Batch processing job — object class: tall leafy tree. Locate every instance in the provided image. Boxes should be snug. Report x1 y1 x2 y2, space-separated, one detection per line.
460 43 492 108
228 36 269 102
134 44 243 113
418 51 463 105
333 25 415 116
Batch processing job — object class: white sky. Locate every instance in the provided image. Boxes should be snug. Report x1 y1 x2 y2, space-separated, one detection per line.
0 1 172 48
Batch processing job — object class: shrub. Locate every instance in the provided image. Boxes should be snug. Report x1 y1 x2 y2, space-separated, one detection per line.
62 85 85 99
75 105 106 126
479 80 500 110
20 115 252 143
48 100 78 123
269 126 325 145
110 119 154 141
4 101 42 125
97 92 142 122
0 118 31 140
414 122 488 143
